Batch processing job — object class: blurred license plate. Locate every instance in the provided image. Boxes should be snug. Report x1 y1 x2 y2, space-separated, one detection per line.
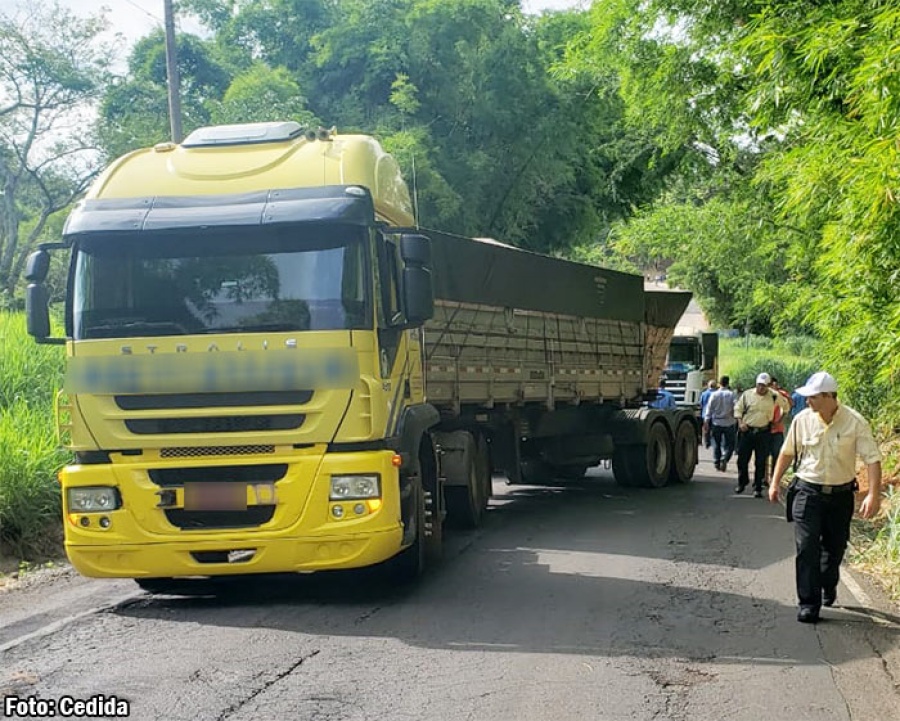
184 482 247 511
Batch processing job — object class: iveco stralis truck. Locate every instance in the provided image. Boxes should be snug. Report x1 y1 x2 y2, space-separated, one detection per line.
25 121 698 589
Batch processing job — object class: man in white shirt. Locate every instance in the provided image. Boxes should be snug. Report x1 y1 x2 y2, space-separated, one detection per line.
770 371 882 623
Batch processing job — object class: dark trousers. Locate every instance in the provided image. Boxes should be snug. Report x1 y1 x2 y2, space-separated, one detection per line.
791 485 854 611
711 424 736 467
737 429 771 492
769 431 785 464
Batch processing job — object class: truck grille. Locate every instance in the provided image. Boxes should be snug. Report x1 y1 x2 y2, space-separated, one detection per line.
148 464 287 487
125 414 304 434
115 391 313 410
165 507 276 529
160 445 275 458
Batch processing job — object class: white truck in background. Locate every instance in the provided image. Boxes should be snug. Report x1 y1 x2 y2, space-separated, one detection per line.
663 329 719 409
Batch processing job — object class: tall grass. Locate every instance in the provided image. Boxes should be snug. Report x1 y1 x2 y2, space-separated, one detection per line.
852 487 900 600
0 312 69 559
718 335 821 392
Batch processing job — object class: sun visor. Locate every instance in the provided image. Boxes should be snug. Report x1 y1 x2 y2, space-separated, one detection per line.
63 187 375 238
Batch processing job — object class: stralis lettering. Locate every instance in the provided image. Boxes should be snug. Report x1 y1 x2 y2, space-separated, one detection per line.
4 694 131 718
119 338 293 354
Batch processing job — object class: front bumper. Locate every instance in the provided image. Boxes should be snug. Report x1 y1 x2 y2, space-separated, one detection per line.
59 447 406 578
66 527 404 578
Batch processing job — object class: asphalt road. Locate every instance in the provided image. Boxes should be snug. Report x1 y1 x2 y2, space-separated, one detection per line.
2 450 899 721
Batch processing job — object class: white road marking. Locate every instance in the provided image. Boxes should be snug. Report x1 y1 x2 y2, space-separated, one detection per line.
0 591 141 653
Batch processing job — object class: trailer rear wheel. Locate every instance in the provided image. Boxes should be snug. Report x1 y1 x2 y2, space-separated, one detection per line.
612 450 639 487
613 423 672 488
669 420 698 483
443 431 485 529
641 422 673 488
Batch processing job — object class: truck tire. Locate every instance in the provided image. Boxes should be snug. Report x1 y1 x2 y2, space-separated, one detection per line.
612 449 638 487
639 422 673 488
669 420 698 483
443 431 484 529
420 438 444 562
613 422 672 488
388 484 427 583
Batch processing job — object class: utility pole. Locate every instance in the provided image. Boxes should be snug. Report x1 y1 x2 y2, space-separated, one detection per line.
163 0 183 143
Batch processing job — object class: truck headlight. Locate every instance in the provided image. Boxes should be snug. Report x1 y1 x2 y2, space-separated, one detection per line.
329 474 380 500
67 487 121 512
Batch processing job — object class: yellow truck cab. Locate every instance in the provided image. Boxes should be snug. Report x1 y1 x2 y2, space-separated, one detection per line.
26 122 441 586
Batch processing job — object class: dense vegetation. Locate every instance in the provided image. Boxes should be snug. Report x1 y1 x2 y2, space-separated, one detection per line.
0 1 898 583
2 0 898 418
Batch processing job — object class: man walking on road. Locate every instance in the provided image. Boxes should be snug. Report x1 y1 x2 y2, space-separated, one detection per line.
735 372 790 497
700 379 718 448
705 376 737 472
769 371 882 624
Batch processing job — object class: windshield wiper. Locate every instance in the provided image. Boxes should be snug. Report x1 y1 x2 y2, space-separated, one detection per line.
87 319 189 336
199 322 307 334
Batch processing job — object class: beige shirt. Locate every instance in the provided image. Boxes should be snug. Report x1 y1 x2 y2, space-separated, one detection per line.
781 405 881 486
734 389 789 428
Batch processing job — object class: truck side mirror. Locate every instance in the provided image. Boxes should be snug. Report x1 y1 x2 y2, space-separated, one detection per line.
24 248 66 344
402 266 433 324
26 283 52 340
399 234 433 325
399 234 431 268
25 249 51 282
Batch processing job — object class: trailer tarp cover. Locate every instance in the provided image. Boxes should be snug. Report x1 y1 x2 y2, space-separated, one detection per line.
425 230 644 323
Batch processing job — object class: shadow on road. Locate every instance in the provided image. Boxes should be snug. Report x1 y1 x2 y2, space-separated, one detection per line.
112 467 900 671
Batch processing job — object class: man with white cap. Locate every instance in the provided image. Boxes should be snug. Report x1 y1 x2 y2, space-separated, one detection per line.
770 371 882 624
734 372 790 497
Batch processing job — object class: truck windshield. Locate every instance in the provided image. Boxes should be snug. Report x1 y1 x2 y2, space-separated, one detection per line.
666 341 699 372
71 225 369 339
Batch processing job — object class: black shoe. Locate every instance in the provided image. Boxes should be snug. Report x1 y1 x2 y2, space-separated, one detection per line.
797 608 820 624
823 589 836 607
735 484 746 494
714 461 722 471
753 490 763 498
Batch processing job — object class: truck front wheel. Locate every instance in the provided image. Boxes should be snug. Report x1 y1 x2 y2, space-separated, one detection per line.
388 484 427 583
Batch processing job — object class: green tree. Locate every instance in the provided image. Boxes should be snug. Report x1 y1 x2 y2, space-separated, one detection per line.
741 1 900 414
0 1 116 298
208 64 319 127
98 31 232 157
